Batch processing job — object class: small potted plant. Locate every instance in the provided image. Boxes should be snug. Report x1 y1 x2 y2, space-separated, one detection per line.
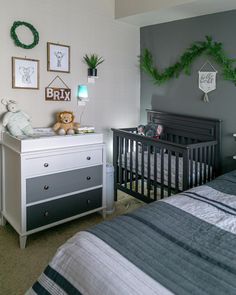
83 53 104 77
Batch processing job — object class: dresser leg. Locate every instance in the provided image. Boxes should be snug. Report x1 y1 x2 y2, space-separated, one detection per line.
0 214 7 226
19 235 27 249
102 209 106 219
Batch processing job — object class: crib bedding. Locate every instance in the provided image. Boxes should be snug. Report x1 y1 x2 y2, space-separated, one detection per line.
121 151 211 190
27 171 236 295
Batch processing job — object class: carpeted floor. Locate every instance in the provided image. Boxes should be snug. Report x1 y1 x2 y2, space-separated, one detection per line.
0 193 143 295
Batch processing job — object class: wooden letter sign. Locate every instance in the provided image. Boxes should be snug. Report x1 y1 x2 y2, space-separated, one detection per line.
45 87 71 101
45 76 71 102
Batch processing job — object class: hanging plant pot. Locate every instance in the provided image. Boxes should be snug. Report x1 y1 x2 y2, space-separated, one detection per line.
88 68 97 77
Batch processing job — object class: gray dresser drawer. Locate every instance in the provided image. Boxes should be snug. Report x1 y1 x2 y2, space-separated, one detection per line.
26 165 102 204
26 188 102 231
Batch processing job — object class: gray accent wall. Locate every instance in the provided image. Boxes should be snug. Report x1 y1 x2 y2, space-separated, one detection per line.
140 10 236 172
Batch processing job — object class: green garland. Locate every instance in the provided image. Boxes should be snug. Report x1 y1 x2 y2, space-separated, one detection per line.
10 21 39 49
140 36 236 85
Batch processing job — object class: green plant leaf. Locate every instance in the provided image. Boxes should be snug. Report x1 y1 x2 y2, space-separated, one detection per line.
83 54 104 69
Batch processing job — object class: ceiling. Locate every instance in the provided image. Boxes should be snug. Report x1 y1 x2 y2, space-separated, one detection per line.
116 0 236 27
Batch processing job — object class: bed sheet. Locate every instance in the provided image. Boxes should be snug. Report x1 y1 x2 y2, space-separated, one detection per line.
27 171 236 295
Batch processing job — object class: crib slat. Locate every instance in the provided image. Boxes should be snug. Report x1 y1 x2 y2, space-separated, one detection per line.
135 141 139 193
161 148 164 198
168 150 171 196
212 145 215 180
207 146 211 181
175 152 179 193
119 137 123 185
147 145 151 199
113 135 118 201
199 147 203 185
212 145 215 178
130 140 133 190
189 148 193 188
182 149 190 191
141 143 144 196
203 146 207 183
194 148 198 186
124 138 128 188
154 146 157 200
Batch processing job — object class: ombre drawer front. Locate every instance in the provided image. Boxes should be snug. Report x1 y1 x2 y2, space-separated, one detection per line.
26 188 102 231
23 148 103 177
26 165 103 204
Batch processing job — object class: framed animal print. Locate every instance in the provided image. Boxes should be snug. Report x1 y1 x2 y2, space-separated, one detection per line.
12 57 39 89
47 42 70 73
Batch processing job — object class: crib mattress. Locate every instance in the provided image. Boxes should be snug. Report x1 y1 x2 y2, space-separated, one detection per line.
120 151 210 190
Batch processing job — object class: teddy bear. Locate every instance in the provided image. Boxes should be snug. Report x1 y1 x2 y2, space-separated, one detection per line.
1 99 34 137
53 111 75 135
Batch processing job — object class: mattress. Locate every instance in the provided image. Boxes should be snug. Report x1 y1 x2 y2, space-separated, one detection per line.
26 171 236 295
120 151 211 190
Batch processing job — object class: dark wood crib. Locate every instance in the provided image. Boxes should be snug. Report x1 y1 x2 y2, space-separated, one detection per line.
112 110 221 203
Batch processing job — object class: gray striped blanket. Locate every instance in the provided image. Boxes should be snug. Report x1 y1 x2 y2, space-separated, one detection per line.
27 171 236 295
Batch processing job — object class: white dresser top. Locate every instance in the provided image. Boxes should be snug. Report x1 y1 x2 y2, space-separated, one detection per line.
2 131 103 153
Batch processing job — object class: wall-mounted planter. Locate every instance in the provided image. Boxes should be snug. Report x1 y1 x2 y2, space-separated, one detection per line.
88 68 97 77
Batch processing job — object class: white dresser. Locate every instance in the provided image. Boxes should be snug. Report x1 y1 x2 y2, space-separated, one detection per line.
0 132 106 248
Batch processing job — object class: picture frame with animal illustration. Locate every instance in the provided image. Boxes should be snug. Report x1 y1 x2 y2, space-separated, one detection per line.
47 42 70 73
12 57 39 89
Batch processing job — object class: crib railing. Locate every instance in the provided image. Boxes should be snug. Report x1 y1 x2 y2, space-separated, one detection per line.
112 128 218 203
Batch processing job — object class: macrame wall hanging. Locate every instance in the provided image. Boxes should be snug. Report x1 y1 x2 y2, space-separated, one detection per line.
198 61 217 103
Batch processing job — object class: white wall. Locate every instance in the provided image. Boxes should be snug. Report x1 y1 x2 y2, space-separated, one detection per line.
0 0 140 161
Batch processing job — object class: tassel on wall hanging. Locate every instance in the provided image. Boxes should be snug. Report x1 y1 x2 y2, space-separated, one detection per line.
198 61 217 103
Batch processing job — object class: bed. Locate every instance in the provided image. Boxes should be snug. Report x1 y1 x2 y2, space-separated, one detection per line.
112 110 221 203
27 170 236 295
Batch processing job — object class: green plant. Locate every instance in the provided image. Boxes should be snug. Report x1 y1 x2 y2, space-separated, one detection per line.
83 54 104 69
139 36 236 85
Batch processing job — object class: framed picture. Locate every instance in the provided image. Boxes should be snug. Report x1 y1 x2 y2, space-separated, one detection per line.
47 42 70 73
12 57 39 89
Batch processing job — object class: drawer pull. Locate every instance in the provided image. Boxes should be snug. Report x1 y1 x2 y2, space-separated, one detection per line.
87 199 91 204
44 185 49 190
87 156 91 160
44 211 49 217
44 163 49 167
86 176 91 180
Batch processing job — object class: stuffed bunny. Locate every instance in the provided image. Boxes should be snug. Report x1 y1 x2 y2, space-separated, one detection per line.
1 99 34 137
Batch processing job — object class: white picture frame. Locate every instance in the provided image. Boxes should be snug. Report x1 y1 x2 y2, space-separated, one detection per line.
12 57 39 89
47 42 70 73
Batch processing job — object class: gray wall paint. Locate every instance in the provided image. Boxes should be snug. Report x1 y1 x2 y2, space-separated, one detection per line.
140 10 236 172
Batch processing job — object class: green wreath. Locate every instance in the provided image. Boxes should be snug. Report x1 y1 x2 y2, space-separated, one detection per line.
140 36 236 85
10 21 39 49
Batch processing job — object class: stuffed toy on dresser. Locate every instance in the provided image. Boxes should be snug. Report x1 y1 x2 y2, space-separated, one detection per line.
53 111 76 135
1 99 34 137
